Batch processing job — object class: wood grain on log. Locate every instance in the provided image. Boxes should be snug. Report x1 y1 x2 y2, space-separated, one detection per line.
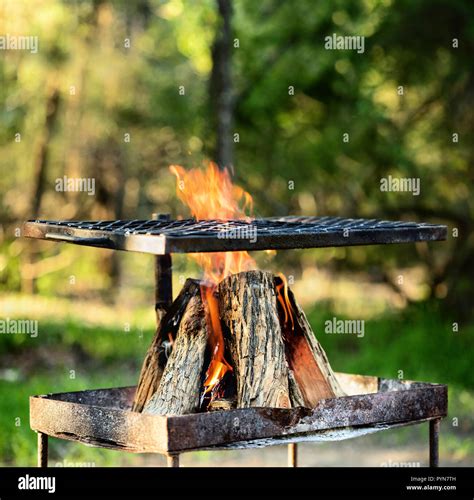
287 369 305 407
143 292 208 415
135 271 344 414
283 286 345 407
132 279 200 412
131 326 164 413
218 270 291 408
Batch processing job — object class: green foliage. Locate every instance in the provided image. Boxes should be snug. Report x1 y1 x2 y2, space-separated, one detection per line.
0 0 472 313
307 301 474 389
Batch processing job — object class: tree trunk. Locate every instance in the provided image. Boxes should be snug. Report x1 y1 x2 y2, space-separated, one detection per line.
132 279 200 412
210 0 234 169
31 85 61 216
23 85 61 295
143 292 208 415
218 270 291 408
90 139 125 291
283 286 345 407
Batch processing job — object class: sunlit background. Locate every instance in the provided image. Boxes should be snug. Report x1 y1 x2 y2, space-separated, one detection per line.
0 0 473 466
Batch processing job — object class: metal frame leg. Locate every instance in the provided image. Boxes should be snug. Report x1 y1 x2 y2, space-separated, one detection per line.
429 418 440 467
38 432 48 467
288 443 298 467
152 213 173 322
167 454 180 467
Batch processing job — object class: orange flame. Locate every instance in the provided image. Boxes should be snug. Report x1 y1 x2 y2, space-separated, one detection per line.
170 162 256 396
276 273 294 332
201 285 232 395
170 162 255 283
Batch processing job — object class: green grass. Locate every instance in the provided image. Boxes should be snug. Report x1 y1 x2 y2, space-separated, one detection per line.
0 312 155 466
307 300 474 388
0 297 473 466
0 320 154 365
0 370 146 466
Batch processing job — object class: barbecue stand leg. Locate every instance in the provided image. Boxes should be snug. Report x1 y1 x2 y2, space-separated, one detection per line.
37 432 48 468
153 213 173 321
166 454 180 467
288 443 298 467
429 418 440 467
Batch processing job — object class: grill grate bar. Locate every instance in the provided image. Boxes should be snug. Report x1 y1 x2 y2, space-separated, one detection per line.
23 216 447 255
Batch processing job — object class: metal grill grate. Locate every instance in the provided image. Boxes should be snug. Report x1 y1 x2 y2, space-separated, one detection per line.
23 216 447 255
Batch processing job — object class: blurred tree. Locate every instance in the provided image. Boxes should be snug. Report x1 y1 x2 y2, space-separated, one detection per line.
30 85 60 217
210 0 234 169
0 0 472 318
230 0 473 316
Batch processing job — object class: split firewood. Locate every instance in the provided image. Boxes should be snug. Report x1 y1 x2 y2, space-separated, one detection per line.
287 369 306 407
218 270 292 409
131 326 164 413
134 270 344 415
132 279 200 412
282 284 346 407
143 292 208 415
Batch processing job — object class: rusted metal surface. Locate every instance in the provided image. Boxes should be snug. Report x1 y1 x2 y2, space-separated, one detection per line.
153 214 173 317
23 217 447 255
37 432 48 467
430 418 440 467
30 387 168 453
166 454 180 467
206 419 430 450
30 375 447 454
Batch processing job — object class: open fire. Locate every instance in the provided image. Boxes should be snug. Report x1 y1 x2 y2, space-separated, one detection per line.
132 162 345 415
170 162 255 401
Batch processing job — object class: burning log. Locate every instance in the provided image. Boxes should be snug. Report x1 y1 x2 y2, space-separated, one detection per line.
134 270 344 416
218 270 292 408
281 282 345 407
143 291 208 415
132 279 201 412
287 370 306 407
131 327 164 413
